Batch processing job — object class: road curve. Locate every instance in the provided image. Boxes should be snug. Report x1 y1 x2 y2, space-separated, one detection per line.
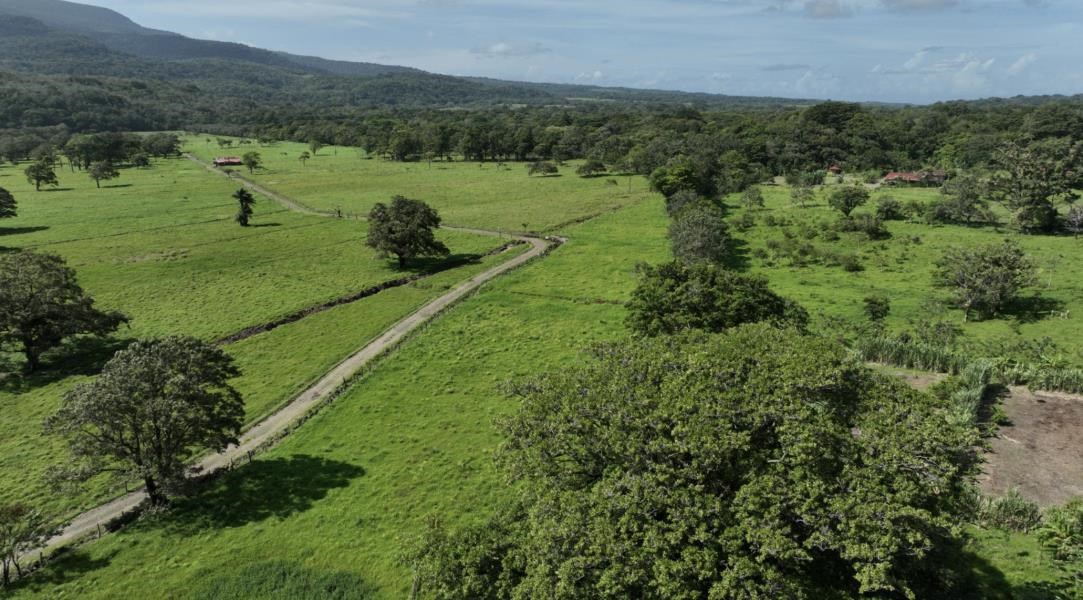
38 158 553 555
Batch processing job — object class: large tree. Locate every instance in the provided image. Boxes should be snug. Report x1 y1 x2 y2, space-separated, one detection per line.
988 138 1082 233
0 187 15 219
45 337 245 506
410 325 980 599
24 160 58 192
87 160 119 189
668 202 729 265
627 260 808 336
933 240 1038 322
0 251 128 371
827 185 869 217
366 196 449 268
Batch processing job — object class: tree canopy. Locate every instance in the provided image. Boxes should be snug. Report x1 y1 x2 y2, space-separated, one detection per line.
87 160 119 188
667 202 729 265
366 196 449 268
828 186 870 217
0 251 128 371
233 188 255 227
410 325 980 599
0 187 15 219
626 261 808 336
45 336 245 506
933 240 1037 322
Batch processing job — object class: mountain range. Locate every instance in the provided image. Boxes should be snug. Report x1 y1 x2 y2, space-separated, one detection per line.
0 0 818 130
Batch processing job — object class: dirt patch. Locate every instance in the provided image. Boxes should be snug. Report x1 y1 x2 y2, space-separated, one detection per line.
978 386 1083 507
875 364 948 391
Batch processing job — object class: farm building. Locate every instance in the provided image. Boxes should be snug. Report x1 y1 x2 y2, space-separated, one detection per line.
213 156 243 167
828 164 843 175
882 170 946 187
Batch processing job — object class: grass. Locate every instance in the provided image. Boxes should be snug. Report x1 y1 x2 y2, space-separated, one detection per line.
0 156 523 518
183 136 656 232
733 184 1083 357
4 155 1077 597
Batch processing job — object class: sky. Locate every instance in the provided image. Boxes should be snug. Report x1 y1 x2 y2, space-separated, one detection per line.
77 0 1083 104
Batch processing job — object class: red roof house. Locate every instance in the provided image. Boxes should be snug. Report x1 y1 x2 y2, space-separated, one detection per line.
213 156 243 167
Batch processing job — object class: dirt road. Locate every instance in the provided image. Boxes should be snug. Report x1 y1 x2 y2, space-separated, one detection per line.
38 159 552 555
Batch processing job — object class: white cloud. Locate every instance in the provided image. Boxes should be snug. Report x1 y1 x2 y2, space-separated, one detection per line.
1007 52 1037 75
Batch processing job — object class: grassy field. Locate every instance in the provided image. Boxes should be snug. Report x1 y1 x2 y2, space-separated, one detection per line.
9 194 1071 599
0 157 523 517
733 184 1083 356
183 136 657 232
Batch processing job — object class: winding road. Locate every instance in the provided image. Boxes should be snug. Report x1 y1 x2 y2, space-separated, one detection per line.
37 156 554 556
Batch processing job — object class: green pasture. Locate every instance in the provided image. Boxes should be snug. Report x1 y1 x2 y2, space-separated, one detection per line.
10 196 1070 599
734 184 1083 357
183 136 656 232
0 157 521 517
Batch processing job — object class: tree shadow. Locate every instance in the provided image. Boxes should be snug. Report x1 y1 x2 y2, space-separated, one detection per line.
40 188 75 193
1003 295 1067 324
400 252 484 274
0 225 49 236
0 335 134 393
249 223 282 228
6 549 117 593
721 236 751 272
100 184 132 189
158 455 364 535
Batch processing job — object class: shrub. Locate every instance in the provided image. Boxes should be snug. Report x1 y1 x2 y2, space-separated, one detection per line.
863 295 891 322
837 214 889 239
876 195 905 220
979 489 1043 533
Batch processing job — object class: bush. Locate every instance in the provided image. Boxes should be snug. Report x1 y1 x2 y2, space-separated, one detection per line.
863 295 891 322
837 214 889 239
527 161 558 176
876 195 905 220
979 489 1043 533
1038 500 1083 564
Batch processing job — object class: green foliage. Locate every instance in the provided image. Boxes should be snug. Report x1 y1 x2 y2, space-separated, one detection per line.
366 196 450 268
575 159 606 178
667 202 729 264
0 250 128 371
185 560 373 600
1037 500 1083 587
23 160 57 191
790 184 815 208
740 185 765 210
988 139 1082 233
932 240 1038 321
526 161 557 176
87 160 119 188
979 489 1043 533
0 504 52 586
929 175 995 225
875 195 904 220
233 187 255 227
1065 205 1083 236
626 261 808 336
663 189 701 217
0 186 15 218
130 152 151 168
863 295 891 322
45 336 245 506
412 326 981 599
242 151 262 174
827 185 869 217
836 214 888 239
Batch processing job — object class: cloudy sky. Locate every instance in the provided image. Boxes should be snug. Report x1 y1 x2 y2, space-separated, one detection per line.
78 0 1081 103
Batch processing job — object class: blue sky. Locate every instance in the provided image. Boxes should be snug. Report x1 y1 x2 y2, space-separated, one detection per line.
79 0 1081 103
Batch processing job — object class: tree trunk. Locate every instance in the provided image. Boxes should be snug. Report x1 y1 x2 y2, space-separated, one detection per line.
23 341 40 372
398 254 407 269
144 476 165 506
95 179 100 189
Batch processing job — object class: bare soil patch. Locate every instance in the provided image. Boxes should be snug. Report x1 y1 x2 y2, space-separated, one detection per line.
979 386 1083 506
